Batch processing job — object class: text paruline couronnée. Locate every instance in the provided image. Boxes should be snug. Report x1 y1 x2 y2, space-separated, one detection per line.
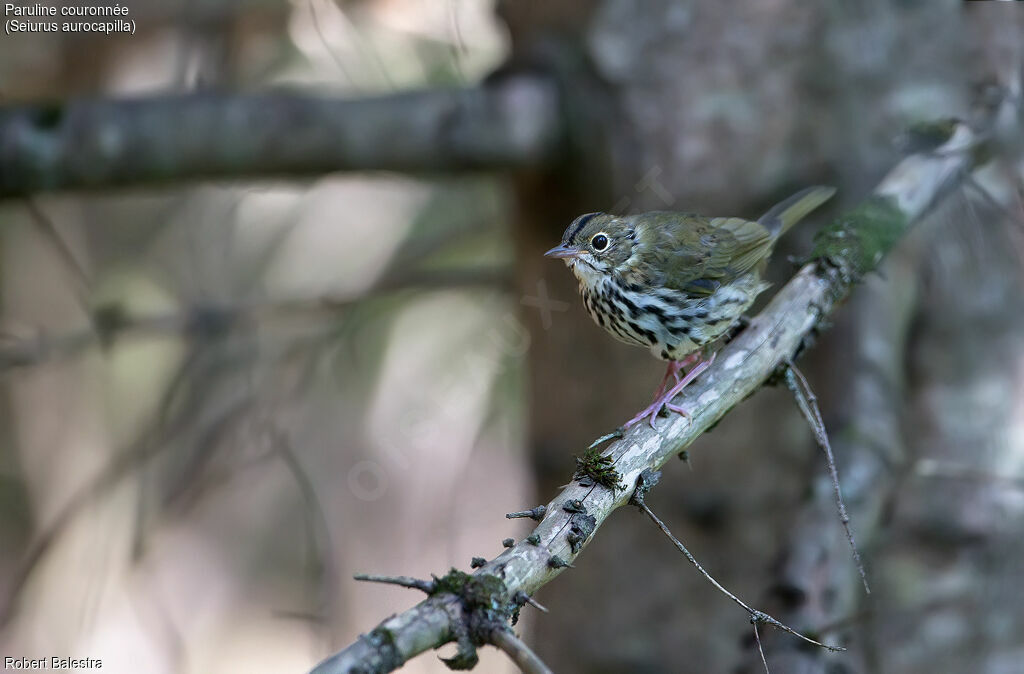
4 3 135 34
5 3 129 16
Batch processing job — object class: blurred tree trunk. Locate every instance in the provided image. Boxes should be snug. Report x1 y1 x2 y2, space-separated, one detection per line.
505 1 1024 672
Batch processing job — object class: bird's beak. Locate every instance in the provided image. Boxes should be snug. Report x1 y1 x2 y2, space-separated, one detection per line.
544 244 580 259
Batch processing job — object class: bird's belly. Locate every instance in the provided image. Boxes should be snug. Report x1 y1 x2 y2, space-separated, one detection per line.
580 286 652 349
579 277 761 361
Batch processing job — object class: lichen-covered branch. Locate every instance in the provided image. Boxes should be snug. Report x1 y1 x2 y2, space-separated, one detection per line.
314 596 461 673
488 629 554 674
311 118 992 673
0 76 563 198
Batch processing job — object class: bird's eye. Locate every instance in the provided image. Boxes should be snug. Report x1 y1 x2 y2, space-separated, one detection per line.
591 233 609 251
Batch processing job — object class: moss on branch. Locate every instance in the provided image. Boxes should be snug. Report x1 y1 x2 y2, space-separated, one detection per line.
574 448 626 490
810 195 908 286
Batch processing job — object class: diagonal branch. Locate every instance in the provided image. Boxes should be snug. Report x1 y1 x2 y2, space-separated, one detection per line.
0 76 563 198
311 116 997 674
488 629 554 674
631 470 841 652
784 362 870 594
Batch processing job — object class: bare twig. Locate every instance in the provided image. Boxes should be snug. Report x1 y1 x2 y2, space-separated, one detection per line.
587 429 624 450
505 505 546 520
270 431 337 649
353 574 436 594
522 595 548 614
308 0 355 84
24 199 91 304
752 620 770 674
489 629 554 674
784 363 870 594
631 474 842 653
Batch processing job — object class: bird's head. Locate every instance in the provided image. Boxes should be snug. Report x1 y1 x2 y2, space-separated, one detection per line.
544 213 637 282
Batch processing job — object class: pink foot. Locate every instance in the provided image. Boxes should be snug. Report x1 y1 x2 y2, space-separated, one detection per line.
622 398 672 431
623 353 716 430
664 403 690 416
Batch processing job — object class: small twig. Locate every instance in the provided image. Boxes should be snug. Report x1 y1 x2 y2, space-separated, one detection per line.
514 591 549 614
523 595 548 614
752 619 770 674
24 199 91 308
269 430 336 644
588 429 623 450
632 474 843 653
784 363 871 594
353 574 435 594
489 629 554 674
308 0 355 84
506 505 546 521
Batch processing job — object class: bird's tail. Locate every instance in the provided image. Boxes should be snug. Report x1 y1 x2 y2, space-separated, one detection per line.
758 185 836 237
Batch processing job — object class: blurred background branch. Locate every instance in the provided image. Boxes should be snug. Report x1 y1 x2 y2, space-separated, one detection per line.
0 266 511 370
0 78 563 197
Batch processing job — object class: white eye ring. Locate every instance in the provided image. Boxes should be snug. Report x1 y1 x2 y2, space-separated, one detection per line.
591 233 609 251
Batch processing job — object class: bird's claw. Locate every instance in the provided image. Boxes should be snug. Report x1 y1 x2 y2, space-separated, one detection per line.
622 399 668 430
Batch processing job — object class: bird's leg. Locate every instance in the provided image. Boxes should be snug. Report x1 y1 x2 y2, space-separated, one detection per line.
665 357 691 385
662 352 716 416
624 353 705 429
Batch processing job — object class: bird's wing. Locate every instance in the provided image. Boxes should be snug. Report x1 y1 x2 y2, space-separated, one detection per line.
638 213 775 297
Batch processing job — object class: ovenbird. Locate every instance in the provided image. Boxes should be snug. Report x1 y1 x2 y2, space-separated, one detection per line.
545 186 835 428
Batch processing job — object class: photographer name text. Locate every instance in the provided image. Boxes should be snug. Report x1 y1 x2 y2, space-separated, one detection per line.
4 657 102 670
